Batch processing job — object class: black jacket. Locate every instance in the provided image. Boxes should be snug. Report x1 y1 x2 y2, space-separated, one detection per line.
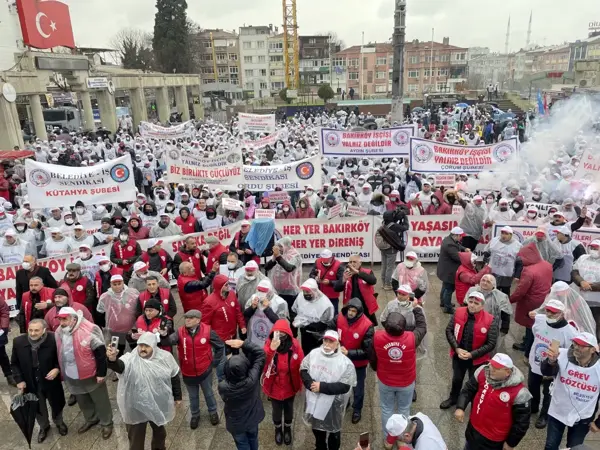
309 260 345 290
326 298 374 365
437 235 466 283
172 247 208 279
62 277 97 313
16 266 58 309
10 332 65 412
446 310 499 359
134 289 177 318
218 341 266 434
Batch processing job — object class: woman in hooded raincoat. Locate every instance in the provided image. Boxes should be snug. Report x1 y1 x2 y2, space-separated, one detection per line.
292 279 334 355
243 279 289 348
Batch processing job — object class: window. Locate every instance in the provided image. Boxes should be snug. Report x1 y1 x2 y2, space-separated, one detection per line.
242 41 251 50
271 81 284 90
257 41 265 49
231 79 239 85
408 84 419 92
245 69 254 77
230 66 238 74
348 72 359 80
362 84 368 94
258 55 266 63
201 67 213 74
349 58 359 67
309 38 316 44
367 71 373 83
408 70 419 78
270 55 284 62
424 56 432 63
437 82 448 91
201 54 213 61
218 78 229 83
260 82 268 89
332 57 346 67
375 85 387 93
202 78 212 85
270 42 283 50
244 56 253 64
217 66 228 74
438 68 448 76
216 53 226 61
376 71 386 79
203 42 212 49
244 82 253 90
229 53 238 61
376 56 387 65
259 69 267 76
363 57 368 68
440 54 450 62
423 69 431 78
410 56 419 64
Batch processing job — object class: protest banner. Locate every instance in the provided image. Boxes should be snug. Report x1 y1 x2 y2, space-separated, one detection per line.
242 155 322 191
165 147 244 188
346 206 368 217
255 209 276 219
25 155 137 209
327 204 343 220
433 173 457 188
492 222 600 249
240 131 282 149
139 120 194 140
222 197 244 211
575 149 600 184
239 113 276 134
319 126 414 157
524 202 555 218
409 137 519 173
266 191 290 203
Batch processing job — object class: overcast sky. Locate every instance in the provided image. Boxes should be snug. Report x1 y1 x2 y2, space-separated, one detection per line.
64 0 593 53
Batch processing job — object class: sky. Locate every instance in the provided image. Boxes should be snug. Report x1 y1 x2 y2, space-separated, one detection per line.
64 0 594 53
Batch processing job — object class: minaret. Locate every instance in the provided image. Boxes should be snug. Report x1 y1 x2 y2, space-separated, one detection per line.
526 11 532 48
505 15 511 54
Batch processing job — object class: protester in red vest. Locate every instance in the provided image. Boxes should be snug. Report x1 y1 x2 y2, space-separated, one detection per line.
440 291 499 410
370 310 426 438
310 249 344 314
45 287 93 331
455 353 532 450
127 214 150 240
62 263 96 313
327 297 374 424
138 238 172 281
262 319 304 446
175 207 200 235
110 233 142 276
205 236 229 270
130 298 174 353
135 275 177 318
160 309 225 429
334 254 379 325
177 261 219 314
20 276 54 332
228 220 259 266
454 252 491 306
172 236 206 280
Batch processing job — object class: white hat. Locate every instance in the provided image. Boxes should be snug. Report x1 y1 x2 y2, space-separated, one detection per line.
322 330 339 342
4 229 16 237
320 249 333 259
79 243 91 250
257 279 271 293
110 274 123 282
500 226 514 234
473 195 483 202
241 220 251 226
551 280 570 293
48 227 61 234
147 238 163 248
498 198 509 205
133 261 148 272
98 255 110 263
244 260 259 271
468 291 485 302
74 224 84 230
396 285 413 295
386 414 409 437
405 251 417 260
572 332 598 348
490 353 514 369
553 211 565 218
555 225 571 236
545 299 566 313
57 306 77 318
450 226 464 235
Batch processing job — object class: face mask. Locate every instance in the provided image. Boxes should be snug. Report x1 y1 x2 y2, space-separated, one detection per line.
486 198 494 204
64 218 74 225
22 262 32 271
512 203 519 210
527 213 537 219
404 260 415 268
283 207 290 212
76 207 84 214
119 234 128 241
79 252 90 259
257 292 267 300
590 250 600 259
15 225 26 232
100 264 110 272
245 274 256 280
321 347 335 355
546 317 559 324
138 272 148 279
227 262 237 270
299 203 306 208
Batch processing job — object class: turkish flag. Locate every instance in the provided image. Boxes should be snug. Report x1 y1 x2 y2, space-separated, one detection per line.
17 0 75 49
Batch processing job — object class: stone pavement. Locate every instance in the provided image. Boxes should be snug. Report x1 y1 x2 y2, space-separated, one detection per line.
0 263 599 449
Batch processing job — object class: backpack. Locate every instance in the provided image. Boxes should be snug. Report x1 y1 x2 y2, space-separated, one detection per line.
374 228 391 250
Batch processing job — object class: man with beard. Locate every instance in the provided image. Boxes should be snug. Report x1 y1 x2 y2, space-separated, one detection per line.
150 213 182 238
172 236 206 279
20 276 54 333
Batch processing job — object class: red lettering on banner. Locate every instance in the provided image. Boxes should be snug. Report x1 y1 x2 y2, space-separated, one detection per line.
0 266 17 282
303 224 320 234
322 222 370 234
0 288 16 301
283 225 301 235
293 240 307 248
412 236 443 247
410 220 458 233
329 237 365 247
91 186 119 195
310 239 326 247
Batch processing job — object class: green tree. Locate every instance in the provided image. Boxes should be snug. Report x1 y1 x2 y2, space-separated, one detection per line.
318 84 335 103
279 88 292 104
110 28 154 71
153 0 191 73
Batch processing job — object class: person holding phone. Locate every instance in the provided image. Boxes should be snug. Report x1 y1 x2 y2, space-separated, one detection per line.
384 413 446 449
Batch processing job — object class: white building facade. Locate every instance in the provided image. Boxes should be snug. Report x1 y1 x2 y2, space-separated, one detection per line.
239 25 272 98
468 53 510 87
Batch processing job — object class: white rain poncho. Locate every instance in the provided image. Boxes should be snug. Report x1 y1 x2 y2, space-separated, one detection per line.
270 237 302 296
391 261 428 295
292 279 334 330
485 236 522 277
522 227 562 264
236 269 268 306
380 300 428 360
97 286 140 333
537 282 596 335
459 202 487 240
117 332 180 426
244 279 289 347
572 253 600 307
301 347 357 432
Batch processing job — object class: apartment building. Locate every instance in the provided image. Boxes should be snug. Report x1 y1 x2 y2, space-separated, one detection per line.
529 44 571 73
298 35 339 87
239 25 272 98
334 43 392 98
192 29 240 87
268 33 293 93
468 53 511 87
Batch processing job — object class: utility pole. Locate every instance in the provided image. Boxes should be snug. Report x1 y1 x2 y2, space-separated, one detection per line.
390 0 406 124
504 15 511 54
526 11 532 49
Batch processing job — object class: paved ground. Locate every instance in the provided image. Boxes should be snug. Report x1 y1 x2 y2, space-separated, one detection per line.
1 263 600 449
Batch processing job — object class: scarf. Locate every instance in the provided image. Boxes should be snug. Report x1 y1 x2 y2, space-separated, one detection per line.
28 332 48 368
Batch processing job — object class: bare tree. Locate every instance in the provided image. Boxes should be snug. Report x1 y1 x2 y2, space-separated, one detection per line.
110 28 155 71
316 32 345 51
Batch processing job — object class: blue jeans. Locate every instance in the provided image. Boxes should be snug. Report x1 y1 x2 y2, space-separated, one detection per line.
233 426 259 450
216 347 227 381
544 414 591 450
379 379 415 436
353 366 367 412
440 282 455 310
185 372 217 417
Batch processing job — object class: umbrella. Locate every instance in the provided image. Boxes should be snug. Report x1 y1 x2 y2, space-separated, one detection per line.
412 107 425 112
10 393 39 449
336 110 347 116
456 103 469 108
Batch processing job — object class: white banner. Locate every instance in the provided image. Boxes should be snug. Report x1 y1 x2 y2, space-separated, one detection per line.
524 202 554 218
492 222 600 249
346 206 368 217
139 121 194 140
239 113 276 134
319 126 414 157
240 131 282 149
255 209 276 219
25 155 137 209
575 149 600 184
242 155 322 191
409 137 519 173
165 147 244 188
433 173 457 188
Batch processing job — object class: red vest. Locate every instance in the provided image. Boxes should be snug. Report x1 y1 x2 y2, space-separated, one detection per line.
207 243 227 270
232 232 260 265
177 324 213 377
455 265 476 306
138 288 171 311
62 278 88 305
113 239 137 272
176 275 207 314
315 258 341 299
343 268 379 315
177 249 204 279
175 215 196 234
470 369 524 442
141 250 169 281
135 315 173 352
22 288 54 330
373 329 416 387
95 266 124 297
451 307 495 366
337 313 372 367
